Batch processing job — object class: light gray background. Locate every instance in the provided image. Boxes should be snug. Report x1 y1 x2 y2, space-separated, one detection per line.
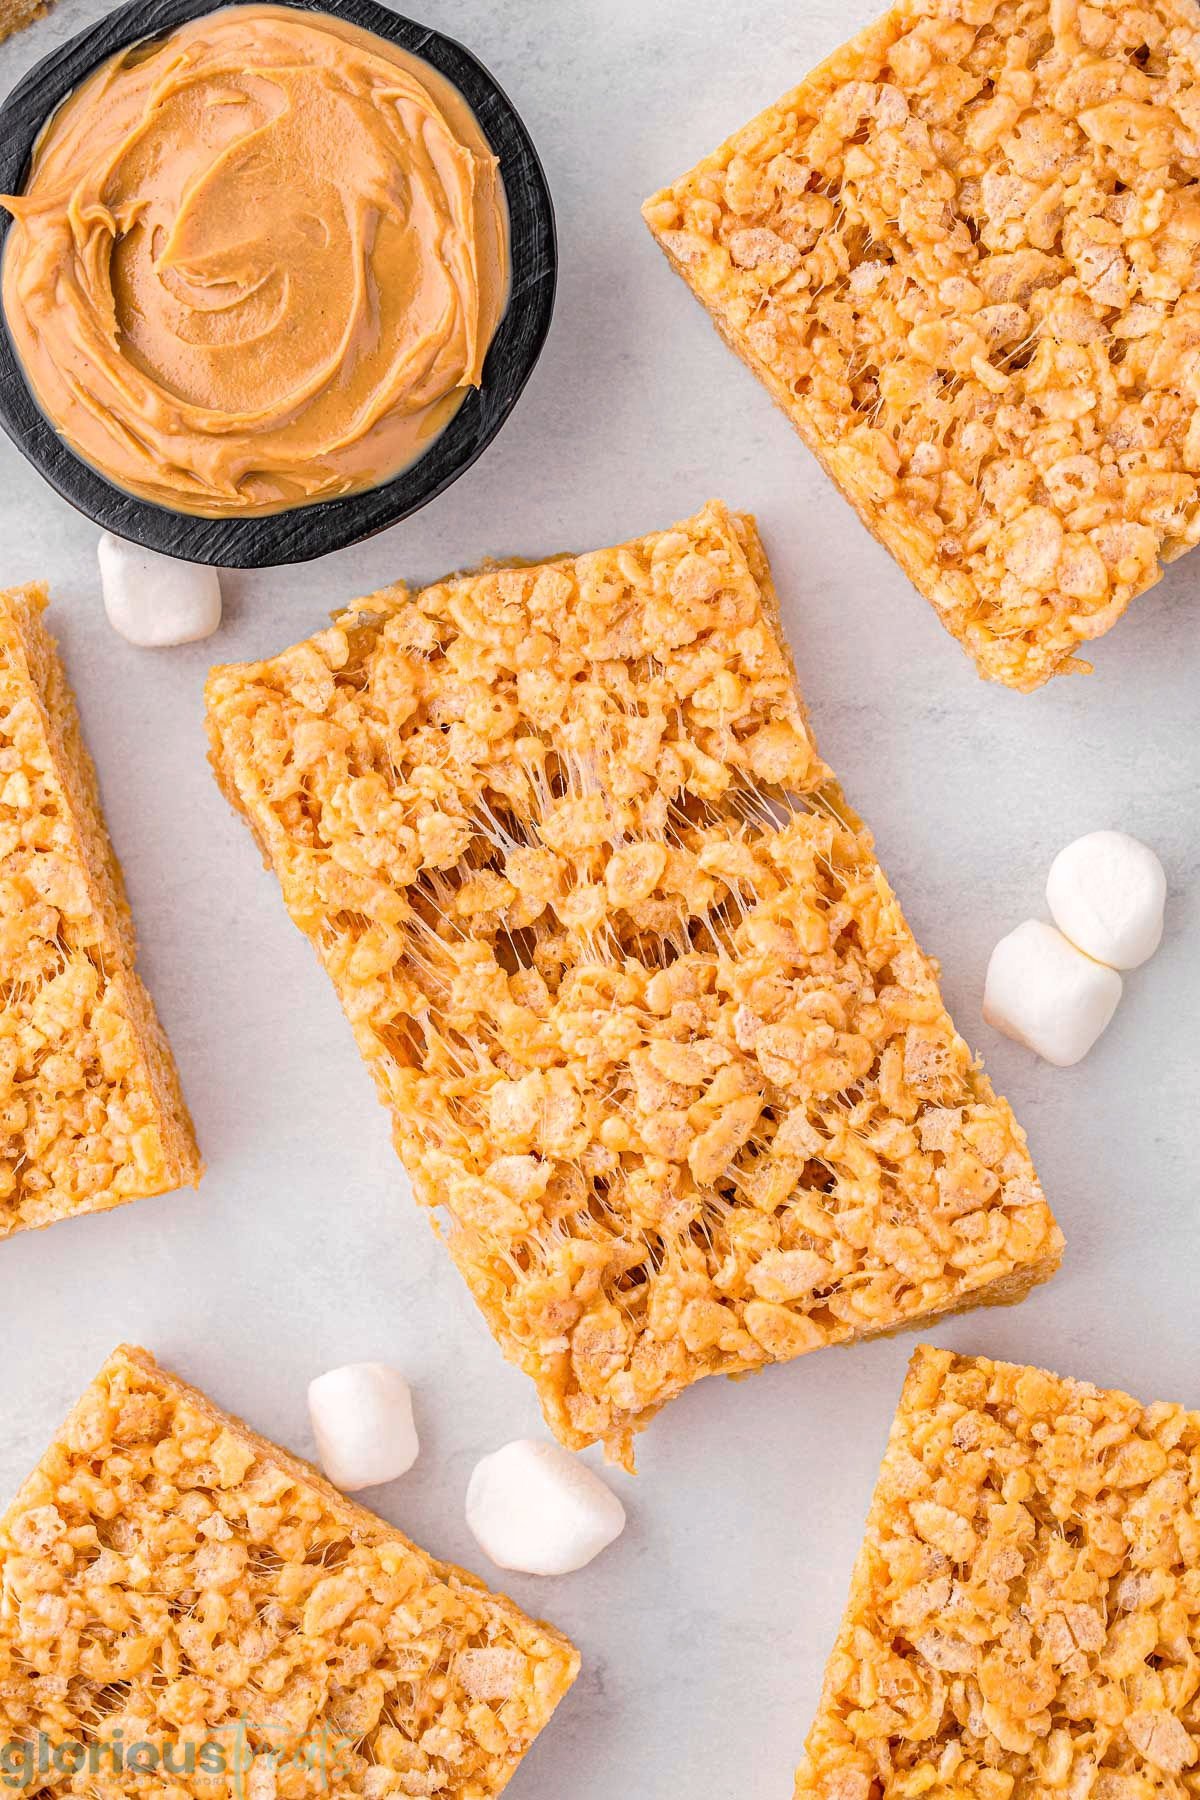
0 2 1196 1796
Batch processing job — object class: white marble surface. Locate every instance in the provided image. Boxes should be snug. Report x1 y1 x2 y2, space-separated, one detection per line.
0 2 1197 1796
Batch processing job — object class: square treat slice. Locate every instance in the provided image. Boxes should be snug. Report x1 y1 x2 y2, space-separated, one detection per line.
206 502 1061 1467
0 584 201 1236
0 1345 579 1796
795 1346 1200 1800
644 0 1200 691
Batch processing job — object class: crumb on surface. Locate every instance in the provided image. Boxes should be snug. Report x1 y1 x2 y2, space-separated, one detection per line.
0 1344 578 1798
0 582 201 1236
796 1345 1200 1800
644 0 1200 691
205 502 1061 1468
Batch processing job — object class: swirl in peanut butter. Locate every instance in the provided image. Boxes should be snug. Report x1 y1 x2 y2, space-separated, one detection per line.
0 5 509 516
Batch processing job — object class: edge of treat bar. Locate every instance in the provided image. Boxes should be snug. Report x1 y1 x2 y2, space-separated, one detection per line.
0 584 202 1229
641 3 1199 692
638 19 1012 674
99 1346 582 1652
0 0 51 46
2 1345 581 1753
648 214 1082 691
792 1341 1192 1800
702 517 1064 1331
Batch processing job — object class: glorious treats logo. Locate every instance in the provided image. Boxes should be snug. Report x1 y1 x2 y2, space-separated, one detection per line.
0 1719 355 1793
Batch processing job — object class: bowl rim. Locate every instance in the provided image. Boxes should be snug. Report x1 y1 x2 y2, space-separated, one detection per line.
0 0 557 568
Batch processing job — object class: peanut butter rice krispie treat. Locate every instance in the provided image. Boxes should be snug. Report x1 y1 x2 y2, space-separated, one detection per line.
796 1345 1200 1800
0 1345 578 1798
0 584 200 1236
205 503 1061 1468
644 0 1200 691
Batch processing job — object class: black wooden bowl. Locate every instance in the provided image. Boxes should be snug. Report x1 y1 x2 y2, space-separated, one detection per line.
0 0 556 567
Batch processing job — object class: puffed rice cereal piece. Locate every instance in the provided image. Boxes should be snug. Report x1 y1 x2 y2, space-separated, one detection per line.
795 1346 1200 1800
0 582 201 1235
0 1346 578 1798
206 501 1062 1469
644 0 1200 691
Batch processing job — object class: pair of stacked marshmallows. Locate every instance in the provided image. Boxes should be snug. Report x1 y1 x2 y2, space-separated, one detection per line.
984 831 1167 1067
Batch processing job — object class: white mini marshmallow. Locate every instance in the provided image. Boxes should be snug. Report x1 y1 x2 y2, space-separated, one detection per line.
307 1363 419 1492
98 532 222 647
984 919 1122 1067
465 1439 625 1576
1046 830 1166 970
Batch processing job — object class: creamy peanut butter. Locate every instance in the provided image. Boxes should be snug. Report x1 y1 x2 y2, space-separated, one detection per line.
0 5 509 516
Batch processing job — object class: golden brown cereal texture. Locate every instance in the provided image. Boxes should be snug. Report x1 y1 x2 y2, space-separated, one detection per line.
205 502 1061 1468
795 1345 1200 1800
644 0 1200 691
0 583 201 1236
0 0 50 44
0 1345 579 1798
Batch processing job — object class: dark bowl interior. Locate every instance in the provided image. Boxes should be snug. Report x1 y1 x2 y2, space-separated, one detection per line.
0 0 556 567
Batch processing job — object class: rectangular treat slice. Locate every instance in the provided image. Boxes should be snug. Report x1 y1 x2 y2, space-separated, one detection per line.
0 1345 579 1797
0 583 201 1235
795 1345 1200 1800
644 0 1200 691
205 502 1061 1468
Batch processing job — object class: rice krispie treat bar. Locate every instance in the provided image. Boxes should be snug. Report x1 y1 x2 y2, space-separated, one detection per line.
644 0 1200 691
0 1345 578 1797
796 1345 1200 1800
206 502 1061 1468
0 583 200 1236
